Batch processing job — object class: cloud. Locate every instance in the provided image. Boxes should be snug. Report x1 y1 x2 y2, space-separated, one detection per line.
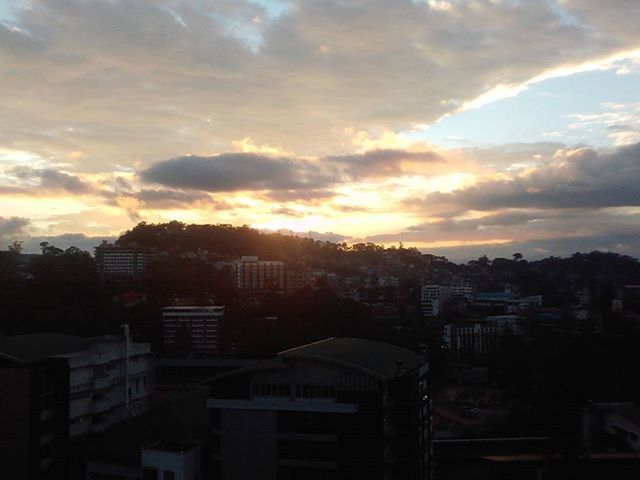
22 233 116 255
326 149 444 178
140 149 443 195
420 142 640 212
0 216 30 241
140 153 336 193
1 0 639 166
3 167 94 195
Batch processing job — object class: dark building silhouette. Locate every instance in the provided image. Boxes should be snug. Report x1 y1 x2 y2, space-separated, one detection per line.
0 331 153 479
205 337 431 479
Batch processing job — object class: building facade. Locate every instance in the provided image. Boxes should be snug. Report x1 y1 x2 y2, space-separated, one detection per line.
421 285 452 318
205 337 431 480
0 330 153 479
162 306 225 356
233 256 285 292
94 241 155 280
443 323 501 357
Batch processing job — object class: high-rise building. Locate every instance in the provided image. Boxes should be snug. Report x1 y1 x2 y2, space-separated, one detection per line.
161 306 225 356
421 285 452 317
285 267 311 293
0 329 153 479
443 323 500 357
94 241 155 279
233 256 285 292
206 337 431 479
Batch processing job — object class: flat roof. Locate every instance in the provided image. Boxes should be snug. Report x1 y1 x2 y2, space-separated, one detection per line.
161 306 225 311
279 337 425 380
0 333 90 364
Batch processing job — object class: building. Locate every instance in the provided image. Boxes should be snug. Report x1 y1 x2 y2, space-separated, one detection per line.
205 337 431 479
285 267 311 293
484 315 525 336
233 256 285 292
449 283 474 300
94 241 155 279
72 386 209 480
421 285 452 317
162 306 225 356
0 329 153 479
443 323 501 357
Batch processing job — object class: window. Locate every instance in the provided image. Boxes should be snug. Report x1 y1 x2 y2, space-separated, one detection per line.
252 383 290 397
142 468 158 480
163 471 175 480
294 385 336 399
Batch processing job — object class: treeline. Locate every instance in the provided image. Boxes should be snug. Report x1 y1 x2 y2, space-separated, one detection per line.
116 221 423 265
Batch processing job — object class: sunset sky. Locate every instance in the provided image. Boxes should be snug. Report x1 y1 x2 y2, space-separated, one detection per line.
1 0 639 260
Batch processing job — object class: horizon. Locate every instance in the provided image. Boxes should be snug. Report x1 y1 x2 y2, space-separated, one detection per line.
11 220 640 264
2 1 640 260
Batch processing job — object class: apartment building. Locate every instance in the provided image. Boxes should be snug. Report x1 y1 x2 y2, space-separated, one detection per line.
443 323 501 357
421 285 452 317
0 329 153 479
233 256 285 292
94 241 155 279
162 306 224 356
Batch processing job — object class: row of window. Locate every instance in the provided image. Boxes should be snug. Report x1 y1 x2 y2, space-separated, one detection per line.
252 383 336 399
142 468 175 480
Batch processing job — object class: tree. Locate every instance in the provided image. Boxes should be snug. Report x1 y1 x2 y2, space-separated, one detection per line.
513 252 523 261
8 240 23 254
39 241 63 256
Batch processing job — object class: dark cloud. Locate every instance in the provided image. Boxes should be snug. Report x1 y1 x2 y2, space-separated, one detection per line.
326 149 444 178
0 216 30 240
140 153 336 193
422 142 640 212
11 167 93 194
140 149 442 195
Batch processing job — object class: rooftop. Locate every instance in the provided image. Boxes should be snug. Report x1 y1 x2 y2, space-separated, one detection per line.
0 333 91 364
279 337 425 380
161 306 225 311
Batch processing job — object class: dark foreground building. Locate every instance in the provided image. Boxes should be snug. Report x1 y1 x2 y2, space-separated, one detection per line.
205 337 431 480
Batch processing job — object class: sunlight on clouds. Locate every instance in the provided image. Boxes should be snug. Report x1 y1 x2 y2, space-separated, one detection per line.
460 48 640 113
388 239 514 249
231 137 295 157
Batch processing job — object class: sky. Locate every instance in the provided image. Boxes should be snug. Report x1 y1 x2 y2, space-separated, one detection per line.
1 0 640 260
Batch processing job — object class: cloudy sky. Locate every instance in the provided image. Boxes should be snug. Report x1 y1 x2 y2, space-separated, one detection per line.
1 0 639 260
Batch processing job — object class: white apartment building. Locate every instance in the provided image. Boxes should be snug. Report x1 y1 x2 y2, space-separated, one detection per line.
94 241 155 279
443 323 501 357
421 285 452 317
62 327 153 437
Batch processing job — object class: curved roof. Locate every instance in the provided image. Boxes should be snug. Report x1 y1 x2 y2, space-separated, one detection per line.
279 337 426 380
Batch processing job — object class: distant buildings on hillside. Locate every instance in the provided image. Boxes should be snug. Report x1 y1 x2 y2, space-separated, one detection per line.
94 241 155 280
161 305 224 356
232 255 311 293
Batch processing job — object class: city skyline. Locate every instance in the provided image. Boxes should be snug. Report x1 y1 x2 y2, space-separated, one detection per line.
1 0 640 260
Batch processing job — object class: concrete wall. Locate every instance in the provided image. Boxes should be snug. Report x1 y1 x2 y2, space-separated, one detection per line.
221 409 277 480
